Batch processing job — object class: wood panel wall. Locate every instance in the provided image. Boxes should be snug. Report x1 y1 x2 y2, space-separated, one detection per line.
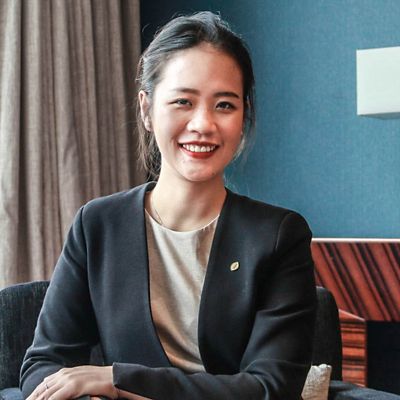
312 241 400 321
339 309 367 386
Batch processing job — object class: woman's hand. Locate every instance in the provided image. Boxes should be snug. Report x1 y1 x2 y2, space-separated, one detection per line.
27 366 152 400
27 366 117 400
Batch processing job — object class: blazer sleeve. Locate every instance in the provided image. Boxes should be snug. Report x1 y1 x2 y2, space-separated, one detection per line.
240 212 317 398
20 207 99 398
112 212 317 400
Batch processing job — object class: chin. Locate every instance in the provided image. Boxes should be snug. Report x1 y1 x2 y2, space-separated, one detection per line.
181 170 221 184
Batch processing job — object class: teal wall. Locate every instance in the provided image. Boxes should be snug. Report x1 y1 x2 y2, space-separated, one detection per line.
141 1 400 238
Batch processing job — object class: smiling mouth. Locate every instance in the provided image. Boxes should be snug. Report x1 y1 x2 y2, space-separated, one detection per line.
181 144 218 153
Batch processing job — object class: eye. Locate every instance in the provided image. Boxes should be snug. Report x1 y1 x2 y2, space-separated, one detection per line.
216 101 236 110
173 98 191 106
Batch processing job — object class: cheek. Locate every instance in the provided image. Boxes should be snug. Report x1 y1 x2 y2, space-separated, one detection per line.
226 120 244 146
225 127 244 158
152 119 184 157
152 109 185 137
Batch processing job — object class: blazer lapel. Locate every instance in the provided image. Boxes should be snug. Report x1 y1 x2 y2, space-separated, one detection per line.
198 190 259 374
102 182 171 367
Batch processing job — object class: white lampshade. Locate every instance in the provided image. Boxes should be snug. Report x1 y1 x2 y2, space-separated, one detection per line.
356 46 400 118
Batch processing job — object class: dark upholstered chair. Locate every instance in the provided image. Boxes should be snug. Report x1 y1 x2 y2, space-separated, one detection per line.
0 281 48 400
0 282 398 400
313 288 400 399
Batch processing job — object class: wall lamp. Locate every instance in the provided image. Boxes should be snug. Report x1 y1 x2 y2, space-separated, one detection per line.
356 46 400 118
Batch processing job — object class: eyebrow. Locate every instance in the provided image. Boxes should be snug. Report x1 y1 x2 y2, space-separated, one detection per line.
171 87 241 99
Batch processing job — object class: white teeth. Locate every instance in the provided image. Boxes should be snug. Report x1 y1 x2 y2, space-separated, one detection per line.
182 144 216 153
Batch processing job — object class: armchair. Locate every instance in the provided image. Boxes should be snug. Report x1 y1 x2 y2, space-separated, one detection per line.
0 282 398 400
0 281 48 400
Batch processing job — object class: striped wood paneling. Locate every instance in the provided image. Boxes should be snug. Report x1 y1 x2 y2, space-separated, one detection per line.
312 241 400 321
339 309 367 386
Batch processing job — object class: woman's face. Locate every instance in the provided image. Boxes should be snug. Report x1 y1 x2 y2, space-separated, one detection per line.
139 43 244 185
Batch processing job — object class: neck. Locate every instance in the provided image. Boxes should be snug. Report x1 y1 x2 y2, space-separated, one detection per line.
147 174 226 232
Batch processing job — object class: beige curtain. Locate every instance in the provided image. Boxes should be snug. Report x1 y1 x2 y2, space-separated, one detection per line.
0 0 144 288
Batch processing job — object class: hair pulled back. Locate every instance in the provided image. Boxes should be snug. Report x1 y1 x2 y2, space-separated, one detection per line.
136 11 256 178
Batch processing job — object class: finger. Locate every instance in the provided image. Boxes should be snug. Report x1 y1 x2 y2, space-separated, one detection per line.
26 369 66 400
27 382 47 400
37 379 63 400
37 383 53 400
40 369 71 400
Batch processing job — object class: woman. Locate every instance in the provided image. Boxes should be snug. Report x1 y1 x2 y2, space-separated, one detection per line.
21 11 316 400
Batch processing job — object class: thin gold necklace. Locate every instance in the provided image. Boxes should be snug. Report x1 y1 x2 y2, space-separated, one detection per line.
151 194 164 226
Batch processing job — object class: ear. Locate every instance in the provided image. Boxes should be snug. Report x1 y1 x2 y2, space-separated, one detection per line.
138 90 152 131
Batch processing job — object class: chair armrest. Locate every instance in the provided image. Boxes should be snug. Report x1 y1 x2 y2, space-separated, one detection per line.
329 380 400 400
0 388 23 400
0 281 49 389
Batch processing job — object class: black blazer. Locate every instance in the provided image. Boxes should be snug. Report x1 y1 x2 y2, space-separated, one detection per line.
20 182 316 400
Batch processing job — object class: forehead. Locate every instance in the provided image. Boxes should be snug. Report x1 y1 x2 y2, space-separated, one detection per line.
155 43 243 94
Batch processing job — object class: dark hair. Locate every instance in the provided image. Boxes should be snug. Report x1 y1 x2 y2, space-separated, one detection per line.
136 11 256 178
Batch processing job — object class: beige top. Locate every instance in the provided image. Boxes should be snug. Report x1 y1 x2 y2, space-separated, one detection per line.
145 210 218 373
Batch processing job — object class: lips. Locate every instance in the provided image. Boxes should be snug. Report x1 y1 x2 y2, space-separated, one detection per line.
179 142 219 158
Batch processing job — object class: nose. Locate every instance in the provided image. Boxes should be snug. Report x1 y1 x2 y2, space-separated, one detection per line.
187 107 216 134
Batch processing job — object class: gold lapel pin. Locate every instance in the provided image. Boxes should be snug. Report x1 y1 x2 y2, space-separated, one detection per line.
230 261 240 271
